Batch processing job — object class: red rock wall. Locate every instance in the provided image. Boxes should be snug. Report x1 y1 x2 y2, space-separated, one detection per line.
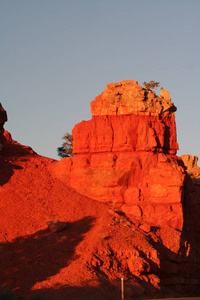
65 80 186 231
61 81 186 231
73 113 178 155
65 151 185 230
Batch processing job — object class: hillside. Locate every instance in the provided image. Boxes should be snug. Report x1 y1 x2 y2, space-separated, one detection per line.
0 153 163 300
1 81 200 300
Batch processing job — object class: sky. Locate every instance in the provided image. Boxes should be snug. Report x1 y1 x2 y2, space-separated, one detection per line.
0 0 200 162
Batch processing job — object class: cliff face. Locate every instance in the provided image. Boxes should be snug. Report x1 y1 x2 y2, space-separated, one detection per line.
73 114 178 154
55 81 200 295
1 82 200 298
74 80 178 154
64 80 185 230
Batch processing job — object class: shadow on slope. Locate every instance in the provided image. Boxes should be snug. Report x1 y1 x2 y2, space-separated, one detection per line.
0 158 22 186
36 283 120 300
0 216 95 298
178 174 200 296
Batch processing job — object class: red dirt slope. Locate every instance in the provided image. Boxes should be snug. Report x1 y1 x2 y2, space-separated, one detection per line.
0 153 163 300
1 80 200 300
1 152 200 300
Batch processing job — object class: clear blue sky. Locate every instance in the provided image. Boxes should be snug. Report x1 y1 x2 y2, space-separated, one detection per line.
1 0 200 162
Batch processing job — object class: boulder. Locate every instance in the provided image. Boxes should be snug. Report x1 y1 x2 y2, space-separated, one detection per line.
46 219 68 233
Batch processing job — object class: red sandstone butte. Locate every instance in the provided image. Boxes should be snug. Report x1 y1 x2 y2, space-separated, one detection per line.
58 80 185 230
1 82 200 299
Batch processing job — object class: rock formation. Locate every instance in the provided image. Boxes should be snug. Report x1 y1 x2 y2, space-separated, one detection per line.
0 103 7 128
0 103 34 156
1 81 200 299
181 154 200 183
0 103 8 152
181 154 200 214
53 80 200 296
60 80 185 231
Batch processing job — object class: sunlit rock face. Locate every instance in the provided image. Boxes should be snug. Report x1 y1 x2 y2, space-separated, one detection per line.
181 154 200 182
74 80 178 154
90 80 176 116
63 80 186 231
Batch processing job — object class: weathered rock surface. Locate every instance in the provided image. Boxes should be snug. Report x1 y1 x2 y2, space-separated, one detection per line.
66 152 185 230
1 81 200 299
73 114 178 154
52 80 200 296
60 80 184 230
90 80 176 116
181 154 200 183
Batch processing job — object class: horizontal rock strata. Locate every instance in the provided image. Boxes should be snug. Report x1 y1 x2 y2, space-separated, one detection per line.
58 80 186 231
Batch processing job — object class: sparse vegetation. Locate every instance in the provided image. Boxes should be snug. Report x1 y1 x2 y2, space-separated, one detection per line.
143 80 160 90
57 132 73 158
109 213 133 228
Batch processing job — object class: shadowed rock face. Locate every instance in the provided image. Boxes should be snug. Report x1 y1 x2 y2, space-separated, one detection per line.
0 103 7 127
0 103 35 156
181 154 200 181
0 103 8 152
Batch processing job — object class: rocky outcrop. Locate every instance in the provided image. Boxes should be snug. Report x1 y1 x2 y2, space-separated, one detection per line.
0 103 35 156
56 80 185 231
90 80 176 116
1 82 200 298
181 154 200 183
0 103 7 127
53 80 200 296
80 80 178 155
73 114 178 154
0 103 8 152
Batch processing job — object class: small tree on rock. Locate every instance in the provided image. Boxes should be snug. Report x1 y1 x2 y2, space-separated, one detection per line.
57 132 73 158
143 80 160 91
